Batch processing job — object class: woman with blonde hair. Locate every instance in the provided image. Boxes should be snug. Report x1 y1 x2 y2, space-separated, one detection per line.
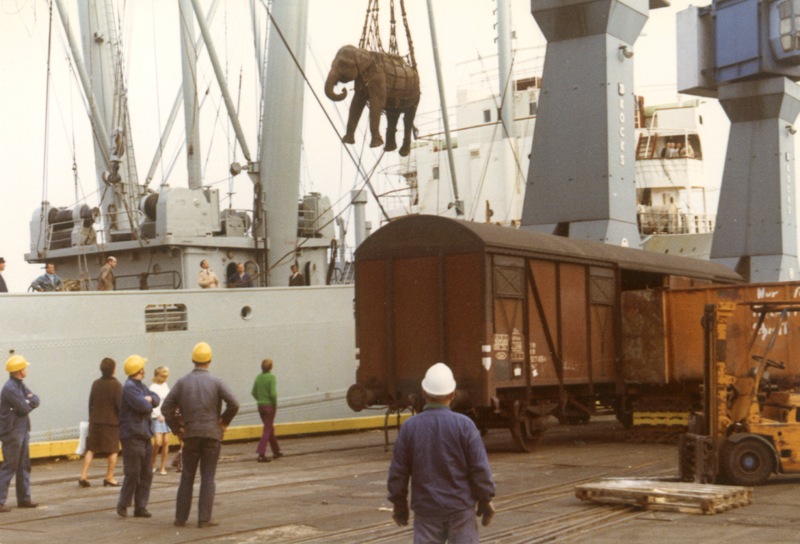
150 366 171 474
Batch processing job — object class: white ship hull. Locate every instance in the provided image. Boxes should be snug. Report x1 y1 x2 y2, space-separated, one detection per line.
1 285 355 443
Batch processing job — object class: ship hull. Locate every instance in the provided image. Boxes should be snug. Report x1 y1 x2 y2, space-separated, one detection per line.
0 286 356 443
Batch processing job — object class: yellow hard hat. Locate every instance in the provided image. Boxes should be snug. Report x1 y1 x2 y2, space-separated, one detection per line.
123 354 147 376
192 342 212 364
6 355 29 373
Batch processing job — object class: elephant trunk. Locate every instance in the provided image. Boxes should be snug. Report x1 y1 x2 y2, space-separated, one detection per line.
325 71 347 102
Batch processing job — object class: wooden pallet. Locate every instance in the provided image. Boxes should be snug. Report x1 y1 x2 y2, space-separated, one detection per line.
575 478 752 515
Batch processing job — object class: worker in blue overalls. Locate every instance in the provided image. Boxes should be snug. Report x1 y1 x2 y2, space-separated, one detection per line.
0 355 40 512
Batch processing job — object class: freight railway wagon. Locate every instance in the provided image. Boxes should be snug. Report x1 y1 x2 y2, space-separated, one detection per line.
346 216 741 451
624 282 800 431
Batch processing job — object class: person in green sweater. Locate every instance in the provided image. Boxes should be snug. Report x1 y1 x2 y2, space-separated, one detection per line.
251 359 283 463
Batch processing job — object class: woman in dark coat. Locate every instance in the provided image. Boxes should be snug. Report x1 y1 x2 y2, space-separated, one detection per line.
78 358 122 487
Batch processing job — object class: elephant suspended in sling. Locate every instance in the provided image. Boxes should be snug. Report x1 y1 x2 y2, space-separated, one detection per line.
325 45 420 157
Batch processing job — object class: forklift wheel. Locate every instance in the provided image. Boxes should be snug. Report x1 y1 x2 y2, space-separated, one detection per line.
721 438 775 486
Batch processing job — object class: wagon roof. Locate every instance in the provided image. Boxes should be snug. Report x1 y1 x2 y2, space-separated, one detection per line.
356 215 742 283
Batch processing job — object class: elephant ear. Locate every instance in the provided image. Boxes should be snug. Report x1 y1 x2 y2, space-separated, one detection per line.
356 49 377 77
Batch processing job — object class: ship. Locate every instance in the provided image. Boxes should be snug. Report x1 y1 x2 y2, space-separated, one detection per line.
1 0 367 449
386 57 718 259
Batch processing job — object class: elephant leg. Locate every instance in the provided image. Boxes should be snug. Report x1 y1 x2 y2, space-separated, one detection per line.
344 92 368 145
399 106 418 157
368 96 385 149
384 111 400 152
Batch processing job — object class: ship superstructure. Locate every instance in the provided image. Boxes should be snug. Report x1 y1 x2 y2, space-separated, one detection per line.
390 70 718 258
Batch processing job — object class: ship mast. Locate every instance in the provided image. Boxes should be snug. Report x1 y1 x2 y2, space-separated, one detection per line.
260 0 309 285
425 0 462 216
56 0 141 242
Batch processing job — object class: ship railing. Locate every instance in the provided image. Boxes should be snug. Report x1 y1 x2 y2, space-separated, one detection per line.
638 211 715 235
43 212 101 250
101 209 148 243
43 208 149 250
114 270 183 291
328 245 356 285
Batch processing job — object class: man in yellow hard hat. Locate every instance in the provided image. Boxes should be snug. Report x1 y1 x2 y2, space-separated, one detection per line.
116 354 160 519
0 355 40 512
162 342 239 528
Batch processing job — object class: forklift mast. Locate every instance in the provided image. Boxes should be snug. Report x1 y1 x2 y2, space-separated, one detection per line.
680 301 800 486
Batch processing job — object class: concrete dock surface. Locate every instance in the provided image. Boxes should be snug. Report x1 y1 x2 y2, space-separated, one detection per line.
2 416 799 543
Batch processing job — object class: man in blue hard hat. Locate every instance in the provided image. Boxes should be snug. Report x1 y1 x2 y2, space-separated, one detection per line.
387 362 496 543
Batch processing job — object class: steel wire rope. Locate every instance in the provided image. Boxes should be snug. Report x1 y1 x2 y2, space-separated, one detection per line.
103 0 144 246
37 39 102 213
196 8 237 193
305 35 391 243
248 155 385 282
162 83 213 182
149 2 167 187
467 47 529 224
260 1 391 223
37 0 56 258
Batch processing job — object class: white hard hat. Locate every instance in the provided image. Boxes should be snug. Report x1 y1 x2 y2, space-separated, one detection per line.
421 362 456 396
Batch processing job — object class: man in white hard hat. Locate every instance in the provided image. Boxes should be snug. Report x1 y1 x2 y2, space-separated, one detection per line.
0 355 40 512
162 342 239 529
387 362 496 543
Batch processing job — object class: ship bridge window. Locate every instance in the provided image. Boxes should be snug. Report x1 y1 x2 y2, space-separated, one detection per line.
529 101 537 116
777 0 800 51
145 303 188 332
483 109 491 123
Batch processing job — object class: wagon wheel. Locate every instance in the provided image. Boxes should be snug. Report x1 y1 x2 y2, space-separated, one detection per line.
510 403 545 452
720 437 775 486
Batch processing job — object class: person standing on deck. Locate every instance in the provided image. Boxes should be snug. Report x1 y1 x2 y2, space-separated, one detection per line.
97 256 117 291
289 264 305 286
0 257 8 292
227 262 253 288
197 260 220 289
30 262 63 292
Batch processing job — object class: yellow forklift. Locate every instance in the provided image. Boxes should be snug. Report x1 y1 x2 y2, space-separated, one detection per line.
679 302 800 486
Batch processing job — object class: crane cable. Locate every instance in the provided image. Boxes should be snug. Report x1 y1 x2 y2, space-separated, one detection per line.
359 0 416 69
37 0 55 258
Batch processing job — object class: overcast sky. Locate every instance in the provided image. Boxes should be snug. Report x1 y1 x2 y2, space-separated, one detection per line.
0 0 716 289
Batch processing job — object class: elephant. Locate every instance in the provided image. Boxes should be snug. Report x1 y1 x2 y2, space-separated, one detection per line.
325 45 420 157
